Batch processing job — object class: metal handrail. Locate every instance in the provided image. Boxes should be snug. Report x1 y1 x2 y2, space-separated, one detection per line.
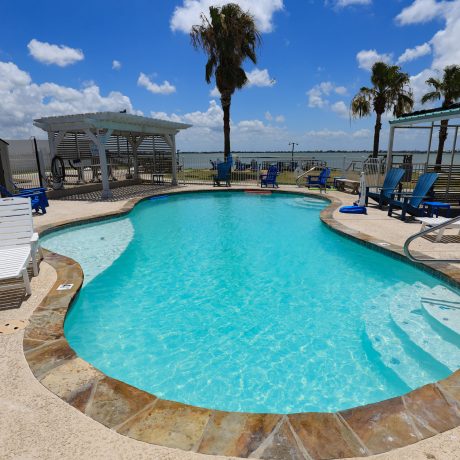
295 167 317 186
404 215 460 263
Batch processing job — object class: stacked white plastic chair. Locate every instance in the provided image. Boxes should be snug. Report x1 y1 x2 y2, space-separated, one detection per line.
0 197 42 295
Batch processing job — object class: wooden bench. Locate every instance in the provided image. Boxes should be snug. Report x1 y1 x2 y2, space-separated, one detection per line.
335 179 360 194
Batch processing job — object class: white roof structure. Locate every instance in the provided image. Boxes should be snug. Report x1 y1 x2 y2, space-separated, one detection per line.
34 112 192 199
34 112 191 135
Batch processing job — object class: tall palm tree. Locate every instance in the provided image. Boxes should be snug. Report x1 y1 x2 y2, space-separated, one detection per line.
191 3 260 160
421 65 460 166
351 62 414 158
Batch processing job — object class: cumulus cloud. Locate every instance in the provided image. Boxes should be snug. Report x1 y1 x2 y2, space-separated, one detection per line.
137 73 176 95
0 60 137 138
356 49 392 70
112 60 122 70
27 39 84 67
307 82 348 108
305 129 348 138
245 68 276 87
331 101 349 118
395 0 446 25
210 86 220 97
397 43 431 64
152 100 287 150
265 111 285 122
170 0 283 33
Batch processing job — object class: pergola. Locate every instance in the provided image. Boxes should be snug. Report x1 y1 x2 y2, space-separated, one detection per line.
34 112 191 198
387 105 460 171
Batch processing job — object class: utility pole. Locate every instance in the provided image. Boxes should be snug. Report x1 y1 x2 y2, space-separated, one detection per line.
289 142 298 170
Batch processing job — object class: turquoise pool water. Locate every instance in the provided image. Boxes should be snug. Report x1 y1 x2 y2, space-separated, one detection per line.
42 192 460 413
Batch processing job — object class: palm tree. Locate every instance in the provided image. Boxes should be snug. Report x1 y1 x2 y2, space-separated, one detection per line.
421 65 460 166
191 3 260 160
351 62 414 158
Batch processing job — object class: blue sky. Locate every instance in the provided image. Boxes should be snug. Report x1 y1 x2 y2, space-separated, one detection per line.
0 0 459 151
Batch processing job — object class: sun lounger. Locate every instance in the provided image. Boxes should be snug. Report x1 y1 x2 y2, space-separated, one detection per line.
416 216 460 242
0 197 42 276
0 246 32 295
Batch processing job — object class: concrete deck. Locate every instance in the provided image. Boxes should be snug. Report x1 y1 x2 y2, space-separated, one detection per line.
1 184 460 459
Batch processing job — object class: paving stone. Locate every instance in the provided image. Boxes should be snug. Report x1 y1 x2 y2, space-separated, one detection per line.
403 384 460 436
339 396 421 455
117 399 212 451
197 411 281 457
86 376 157 429
288 412 366 459
24 307 67 342
25 338 76 378
252 419 307 460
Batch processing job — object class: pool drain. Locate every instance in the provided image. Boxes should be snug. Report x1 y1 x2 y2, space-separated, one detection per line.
0 319 28 335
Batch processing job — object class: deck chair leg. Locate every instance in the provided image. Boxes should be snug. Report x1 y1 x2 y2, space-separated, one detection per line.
22 268 32 295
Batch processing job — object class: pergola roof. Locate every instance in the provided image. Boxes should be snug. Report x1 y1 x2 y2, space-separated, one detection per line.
34 112 192 136
390 105 460 127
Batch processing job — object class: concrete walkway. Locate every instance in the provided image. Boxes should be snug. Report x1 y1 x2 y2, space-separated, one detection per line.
1 184 460 459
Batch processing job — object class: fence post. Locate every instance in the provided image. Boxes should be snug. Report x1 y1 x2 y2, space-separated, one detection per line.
33 137 44 188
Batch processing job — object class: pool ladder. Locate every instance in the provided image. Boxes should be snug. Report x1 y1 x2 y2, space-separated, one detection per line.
404 215 460 263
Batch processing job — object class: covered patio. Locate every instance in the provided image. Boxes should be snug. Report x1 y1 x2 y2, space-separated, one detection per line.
34 112 191 199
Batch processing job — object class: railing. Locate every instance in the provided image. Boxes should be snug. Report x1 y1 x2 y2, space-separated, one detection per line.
404 215 460 263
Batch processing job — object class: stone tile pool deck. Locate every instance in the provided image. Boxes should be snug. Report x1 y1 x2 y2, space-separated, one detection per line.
2 184 460 459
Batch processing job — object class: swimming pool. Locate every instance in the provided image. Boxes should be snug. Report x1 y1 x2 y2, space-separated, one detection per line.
42 192 460 413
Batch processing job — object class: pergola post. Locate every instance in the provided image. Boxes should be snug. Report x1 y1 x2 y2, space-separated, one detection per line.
85 129 113 199
164 134 178 186
386 125 395 171
128 135 145 180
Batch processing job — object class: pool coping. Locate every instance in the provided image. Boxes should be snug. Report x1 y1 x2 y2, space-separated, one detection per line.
24 187 460 460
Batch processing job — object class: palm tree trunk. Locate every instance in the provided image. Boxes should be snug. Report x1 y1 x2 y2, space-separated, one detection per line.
221 92 231 161
435 119 449 167
372 112 382 158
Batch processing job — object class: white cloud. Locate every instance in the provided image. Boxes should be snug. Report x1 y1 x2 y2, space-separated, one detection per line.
265 111 273 121
356 49 392 70
395 0 445 25
112 60 122 70
265 111 284 122
210 86 220 97
275 115 285 123
305 129 348 138
352 128 371 138
0 60 138 138
307 82 347 108
397 42 431 64
170 0 284 33
137 73 176 95
245 68 276 87
27 39 84 67
334 0 372 7
331 101 349 118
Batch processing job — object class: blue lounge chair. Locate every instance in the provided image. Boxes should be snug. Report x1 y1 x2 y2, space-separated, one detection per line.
365 168 405 208
260 165 279 188
213 161 232 187
387 172 438 221
0 185 48 214
307 168 331 189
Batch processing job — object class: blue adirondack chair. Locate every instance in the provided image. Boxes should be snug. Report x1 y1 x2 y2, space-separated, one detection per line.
0 185 48 214
307 168 331 189
260 165 279 188
365 168 405 208
213 161 232 187
387 172 438 221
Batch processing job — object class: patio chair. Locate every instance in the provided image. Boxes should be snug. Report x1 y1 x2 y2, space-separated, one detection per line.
387 172 438 221
260 165 279 188
0 185 48 214
0 197 43 276
365 168 405 208
213 161 232 187
307 168 331 190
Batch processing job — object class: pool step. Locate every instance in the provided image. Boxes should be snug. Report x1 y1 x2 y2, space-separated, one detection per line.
389 299 460 372
421 286 460 339
289 198 327 210
364 306 435 389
